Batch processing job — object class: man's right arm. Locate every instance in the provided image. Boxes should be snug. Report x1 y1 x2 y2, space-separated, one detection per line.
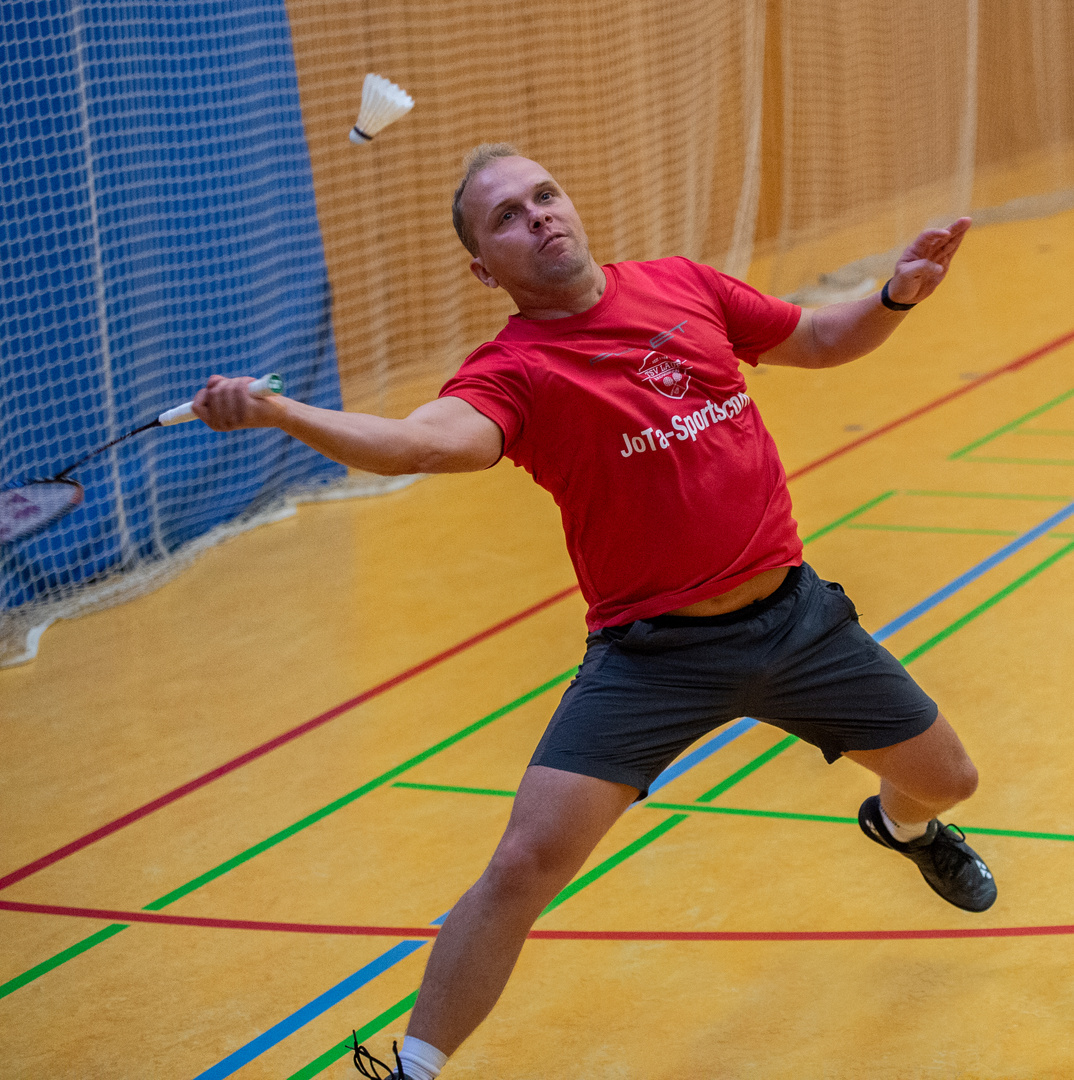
191 376 504 475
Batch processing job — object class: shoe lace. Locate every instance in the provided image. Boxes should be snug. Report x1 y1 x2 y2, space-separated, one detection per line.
347 1035 408 1079
932 824 972 876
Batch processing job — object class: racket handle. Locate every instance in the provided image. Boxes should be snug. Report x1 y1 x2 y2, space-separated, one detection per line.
158 374 285 426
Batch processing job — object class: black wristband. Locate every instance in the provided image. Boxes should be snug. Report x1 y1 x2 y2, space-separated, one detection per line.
880 279 916 311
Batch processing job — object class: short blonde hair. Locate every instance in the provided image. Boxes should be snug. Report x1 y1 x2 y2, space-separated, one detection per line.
452 143 521 255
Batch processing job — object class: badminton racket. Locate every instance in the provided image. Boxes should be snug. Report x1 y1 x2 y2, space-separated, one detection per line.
0 373 283 544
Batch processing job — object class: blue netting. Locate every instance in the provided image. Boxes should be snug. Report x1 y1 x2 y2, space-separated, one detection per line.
1 0 345 617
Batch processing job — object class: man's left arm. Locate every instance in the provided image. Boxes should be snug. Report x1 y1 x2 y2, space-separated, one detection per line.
760 217 971 369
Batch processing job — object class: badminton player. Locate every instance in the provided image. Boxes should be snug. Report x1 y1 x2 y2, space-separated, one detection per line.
193 145 993 1080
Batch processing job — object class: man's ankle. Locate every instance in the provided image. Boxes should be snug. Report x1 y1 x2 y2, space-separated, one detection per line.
879 802 930 843
398 1035 448 1080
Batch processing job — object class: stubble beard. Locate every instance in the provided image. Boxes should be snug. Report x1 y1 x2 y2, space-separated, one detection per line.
532 236 592 286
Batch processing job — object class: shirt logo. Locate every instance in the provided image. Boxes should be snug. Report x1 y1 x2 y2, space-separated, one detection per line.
637 351 690 399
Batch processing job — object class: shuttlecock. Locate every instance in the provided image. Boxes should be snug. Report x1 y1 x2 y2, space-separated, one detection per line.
349 74 414 145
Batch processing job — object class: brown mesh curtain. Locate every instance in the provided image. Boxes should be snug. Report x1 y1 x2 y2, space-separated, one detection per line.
974 0 1074 213
756 0 1074 299
283 0 767 422
285 0 1072 432
285 0 1072 434
755 0 980 298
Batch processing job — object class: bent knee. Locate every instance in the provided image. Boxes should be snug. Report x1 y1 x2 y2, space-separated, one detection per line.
914 756 979 807
481 837 576 902
947 758 979 803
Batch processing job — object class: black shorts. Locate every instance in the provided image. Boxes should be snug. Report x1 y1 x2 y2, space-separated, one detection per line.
530 563 938 796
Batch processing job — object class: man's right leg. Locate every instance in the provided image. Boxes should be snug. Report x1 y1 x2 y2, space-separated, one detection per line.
404 764 638 1059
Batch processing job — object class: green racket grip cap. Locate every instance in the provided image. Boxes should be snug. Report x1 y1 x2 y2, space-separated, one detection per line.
249 373 284 397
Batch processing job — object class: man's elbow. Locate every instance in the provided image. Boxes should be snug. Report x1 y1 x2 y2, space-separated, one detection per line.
397 411 503 474
405 436 499 474
411 446 497 474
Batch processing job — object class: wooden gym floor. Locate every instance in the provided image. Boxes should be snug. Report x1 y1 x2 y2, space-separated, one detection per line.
2 209 1074 1079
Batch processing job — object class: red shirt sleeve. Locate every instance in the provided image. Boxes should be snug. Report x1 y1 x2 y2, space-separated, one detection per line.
438 341 533 455
704 268 802 366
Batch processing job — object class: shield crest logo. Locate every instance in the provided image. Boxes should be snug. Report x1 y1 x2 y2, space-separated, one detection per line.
637 351 690 399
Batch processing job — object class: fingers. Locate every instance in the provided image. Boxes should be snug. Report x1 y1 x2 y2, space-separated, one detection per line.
906 230 954 262
894 217 972 301
933 219 971 263
191 376 273 431
905 217 972 264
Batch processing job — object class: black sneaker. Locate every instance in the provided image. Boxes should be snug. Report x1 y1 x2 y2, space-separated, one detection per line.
858 795 997 912
347 1035 407 1079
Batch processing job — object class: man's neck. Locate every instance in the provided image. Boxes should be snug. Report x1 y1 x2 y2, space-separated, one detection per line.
513 260 607 320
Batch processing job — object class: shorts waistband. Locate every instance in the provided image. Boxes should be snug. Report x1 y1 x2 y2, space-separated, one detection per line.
636 564 804 629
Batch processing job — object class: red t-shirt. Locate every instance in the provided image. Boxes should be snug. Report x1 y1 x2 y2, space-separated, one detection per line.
439 257 804 630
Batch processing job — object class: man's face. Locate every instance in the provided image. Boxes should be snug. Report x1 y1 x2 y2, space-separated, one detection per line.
461 156 593 295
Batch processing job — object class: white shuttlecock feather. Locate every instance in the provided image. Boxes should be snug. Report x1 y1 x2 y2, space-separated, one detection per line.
349 73 414 145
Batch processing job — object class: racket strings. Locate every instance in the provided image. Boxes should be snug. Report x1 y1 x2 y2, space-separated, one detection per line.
0 480 84 543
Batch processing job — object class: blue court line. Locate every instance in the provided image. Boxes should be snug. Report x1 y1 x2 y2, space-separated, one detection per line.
191 942 427 1080
871 499 1074 642
194 497 1074 1078
190 723 763 1079
643 717 759 799
190 913 450 1080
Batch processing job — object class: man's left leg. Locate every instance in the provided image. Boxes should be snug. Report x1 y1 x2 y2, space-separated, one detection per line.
845 711 996 911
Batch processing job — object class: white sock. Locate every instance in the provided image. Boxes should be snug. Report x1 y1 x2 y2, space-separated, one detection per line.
880 803 929 843
397 1036 448 1080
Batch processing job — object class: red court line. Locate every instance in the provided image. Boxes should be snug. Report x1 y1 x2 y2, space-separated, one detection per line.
785 326 1074 481
3 900 1071 942
5 325 1070 894
0 586 579 894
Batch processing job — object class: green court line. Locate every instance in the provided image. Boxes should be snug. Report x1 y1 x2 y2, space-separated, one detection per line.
289 813 690 1076
393 782 516 798
291 732 847 1074
899 537 1074 665
0 924 128 1001
645 804 1074 842
286 990 419 1080
960 826 1074 842
291 487 1074 1074
17 478 1073 1038
800 490 896 544
274 516 1074 1079
846 523 1074 539
846 523 1023 537
383 786 1074 845
805 489 1074 543
959 456 1074 467
147 667 576 911
950 387 1074 459
250 490 1074 1071
0 668 578 999
541 814 689 915
900 489 1072 501
649 803 855 824
695 736 799 803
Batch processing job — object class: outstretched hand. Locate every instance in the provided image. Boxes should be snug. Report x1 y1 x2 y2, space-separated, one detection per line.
191 374 285 430
887 217 972 306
